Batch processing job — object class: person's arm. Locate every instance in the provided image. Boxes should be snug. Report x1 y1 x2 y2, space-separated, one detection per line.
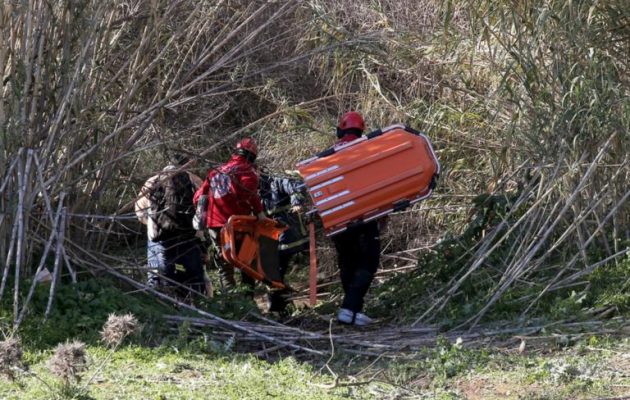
269 177 300 204
274 177 305 209
193 172 211 206
134 197 149 225
134 175 158 225
287 179 305 207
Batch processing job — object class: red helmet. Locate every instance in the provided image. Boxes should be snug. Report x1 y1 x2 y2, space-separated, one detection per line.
338 111 365 132
236 137 258 156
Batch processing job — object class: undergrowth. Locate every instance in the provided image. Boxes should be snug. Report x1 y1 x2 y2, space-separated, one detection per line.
371 191 630 327
0 277 172 349
378 336 491 385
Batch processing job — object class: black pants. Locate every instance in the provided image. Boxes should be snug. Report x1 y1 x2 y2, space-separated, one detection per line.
157 234 206 295
332 221 380 313
267 250 296 312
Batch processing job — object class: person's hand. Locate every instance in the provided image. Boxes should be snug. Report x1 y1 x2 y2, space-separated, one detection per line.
290 205 303 213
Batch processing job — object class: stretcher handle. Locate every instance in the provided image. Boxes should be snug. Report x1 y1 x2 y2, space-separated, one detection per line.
313 124 422 159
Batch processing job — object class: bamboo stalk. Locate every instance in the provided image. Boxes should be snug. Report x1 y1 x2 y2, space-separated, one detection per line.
26 3 47 145
13 150 32 322
0 151 22 304
30 153 56 224
61 247 77 284
163 313 627 355
0 207 18 304
105 267 326 355
15 192 66 329
0 155 19 194
23 151 34 263
520 186 630 314
457 136 616 329
0 2 9 131
41 3 107 167
44 204 66 321
18 0 35 133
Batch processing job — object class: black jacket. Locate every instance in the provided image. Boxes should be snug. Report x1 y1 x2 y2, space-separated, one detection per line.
260 175 308 253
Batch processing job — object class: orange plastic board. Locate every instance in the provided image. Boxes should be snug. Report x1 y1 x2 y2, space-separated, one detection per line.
220 215 288 288
297 124 440 235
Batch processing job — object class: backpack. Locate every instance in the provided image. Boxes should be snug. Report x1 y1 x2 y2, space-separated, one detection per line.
148 171 195 240
192 168 235 230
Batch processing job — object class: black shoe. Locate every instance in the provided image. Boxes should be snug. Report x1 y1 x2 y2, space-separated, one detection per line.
267 292 289 313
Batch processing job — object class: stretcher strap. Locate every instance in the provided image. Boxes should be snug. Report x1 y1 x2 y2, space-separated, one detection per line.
254 230 262 276
309 221 317 306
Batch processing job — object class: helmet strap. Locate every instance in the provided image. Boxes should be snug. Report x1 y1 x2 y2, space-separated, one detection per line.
236 148 256 163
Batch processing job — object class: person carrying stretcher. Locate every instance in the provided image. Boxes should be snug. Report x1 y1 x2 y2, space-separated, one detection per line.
330 111 382 326
193 138 266 292
259 172 308 313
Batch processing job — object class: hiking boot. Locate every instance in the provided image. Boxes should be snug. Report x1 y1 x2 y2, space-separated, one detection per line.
337 308 373 326
267 291 289 313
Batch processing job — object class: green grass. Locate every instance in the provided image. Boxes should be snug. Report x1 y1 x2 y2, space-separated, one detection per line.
1 346 384 400
3 338 628 400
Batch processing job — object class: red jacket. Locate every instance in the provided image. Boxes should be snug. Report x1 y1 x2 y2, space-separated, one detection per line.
193 155 264 228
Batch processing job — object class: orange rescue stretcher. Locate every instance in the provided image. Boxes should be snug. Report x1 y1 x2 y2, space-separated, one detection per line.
220 215 288 289
297 124 440 235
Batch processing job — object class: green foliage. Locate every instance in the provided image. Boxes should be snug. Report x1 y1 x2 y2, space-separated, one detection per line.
48 381 94 400
582 255 630 312
427 337 490 381
0 278 173 349
194 273 261 320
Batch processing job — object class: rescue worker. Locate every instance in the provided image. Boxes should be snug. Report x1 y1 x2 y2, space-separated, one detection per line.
193 138 266 291
259 172 308 313
330 111 381 326
135 155 208 296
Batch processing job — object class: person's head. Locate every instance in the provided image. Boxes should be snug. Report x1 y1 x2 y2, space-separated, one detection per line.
336 111 365 139
234 137 258 163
